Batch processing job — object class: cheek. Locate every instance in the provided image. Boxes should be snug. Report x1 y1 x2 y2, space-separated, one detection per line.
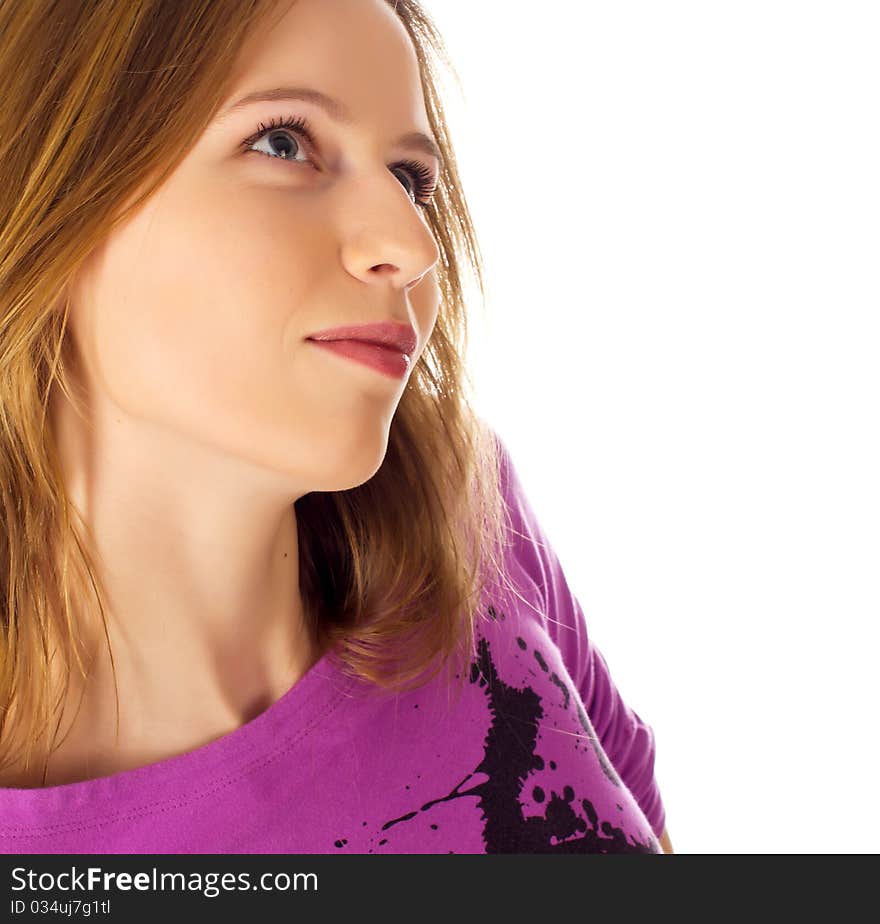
413 272 441 351
81 188 322 424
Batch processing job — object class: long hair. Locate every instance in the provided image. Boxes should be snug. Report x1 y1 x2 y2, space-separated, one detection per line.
0 0 513 783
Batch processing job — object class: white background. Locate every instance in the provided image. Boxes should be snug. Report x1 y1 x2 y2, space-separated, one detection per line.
421 0 879 854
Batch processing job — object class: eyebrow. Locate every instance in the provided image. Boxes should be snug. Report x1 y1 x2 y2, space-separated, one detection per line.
219 86 444 169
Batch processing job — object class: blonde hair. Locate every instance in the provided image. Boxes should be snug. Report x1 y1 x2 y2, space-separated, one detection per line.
0 0 512 784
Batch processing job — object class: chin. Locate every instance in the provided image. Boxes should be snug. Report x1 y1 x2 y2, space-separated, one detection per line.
310 431 390 493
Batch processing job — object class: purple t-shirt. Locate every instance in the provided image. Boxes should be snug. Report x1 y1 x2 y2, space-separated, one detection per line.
0 434 666 854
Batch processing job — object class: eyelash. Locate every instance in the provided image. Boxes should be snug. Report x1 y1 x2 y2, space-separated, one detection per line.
239 114 439 209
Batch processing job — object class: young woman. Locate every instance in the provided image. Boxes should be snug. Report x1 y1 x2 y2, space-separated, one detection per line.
0 0 671 854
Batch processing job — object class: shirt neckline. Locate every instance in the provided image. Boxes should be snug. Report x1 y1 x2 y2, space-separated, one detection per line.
0 643 357 826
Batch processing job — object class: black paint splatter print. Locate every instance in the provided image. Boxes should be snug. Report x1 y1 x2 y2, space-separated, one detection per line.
339 601 660 854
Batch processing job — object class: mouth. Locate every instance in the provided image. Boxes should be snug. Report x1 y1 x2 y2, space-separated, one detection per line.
305 337 412 380
305 321 418 358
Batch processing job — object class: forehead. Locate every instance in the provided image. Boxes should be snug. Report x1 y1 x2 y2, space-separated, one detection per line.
224 0 430 134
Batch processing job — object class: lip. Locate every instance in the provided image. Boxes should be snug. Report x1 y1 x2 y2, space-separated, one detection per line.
307 338 412 379
306 338 412 379
305 321 418 358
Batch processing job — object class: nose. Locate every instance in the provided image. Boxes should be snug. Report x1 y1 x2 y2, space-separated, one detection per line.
346 239 438 294
339 173 440 291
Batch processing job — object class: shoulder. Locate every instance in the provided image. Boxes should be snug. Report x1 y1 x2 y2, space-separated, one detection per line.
485 425 563 642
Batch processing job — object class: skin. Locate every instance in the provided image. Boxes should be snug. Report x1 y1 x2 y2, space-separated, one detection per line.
34 0 442 785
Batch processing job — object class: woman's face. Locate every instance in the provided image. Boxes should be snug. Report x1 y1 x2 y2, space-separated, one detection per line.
63 0 442 494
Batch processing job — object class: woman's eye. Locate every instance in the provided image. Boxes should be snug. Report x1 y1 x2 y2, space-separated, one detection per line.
390 166 419 203
392 160 438 209
246 127 310 164
241 115 316 166
240 115 437 209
